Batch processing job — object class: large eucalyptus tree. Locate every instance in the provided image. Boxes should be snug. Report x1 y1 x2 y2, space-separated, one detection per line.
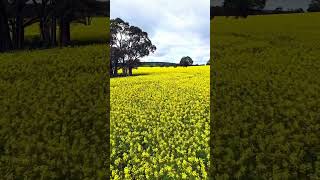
110 18 156 77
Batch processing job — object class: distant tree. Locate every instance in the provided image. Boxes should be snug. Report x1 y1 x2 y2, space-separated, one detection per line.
295 8 304 13
110 18 156 76
273 6 283 13
223 0 267 18
308 0 320 12
207 59 210 65
180 56 193 67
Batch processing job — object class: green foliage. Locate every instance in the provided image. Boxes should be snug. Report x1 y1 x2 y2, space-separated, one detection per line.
111 67 210 179
180 56 194 67
110 17 156 76
211 13 320 178
223 0 266 17
224 0 266 10
308 0 320 12
0 18 109 178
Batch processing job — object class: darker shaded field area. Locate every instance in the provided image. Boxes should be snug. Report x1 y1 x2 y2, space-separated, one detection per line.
211 13 320 179
0 45 109 178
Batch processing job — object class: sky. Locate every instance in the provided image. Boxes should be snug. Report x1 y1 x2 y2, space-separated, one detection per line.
211 0 311 10
111 0 210 64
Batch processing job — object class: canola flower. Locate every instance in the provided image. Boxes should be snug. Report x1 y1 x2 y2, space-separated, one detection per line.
111 66 210 179
211 13 320 178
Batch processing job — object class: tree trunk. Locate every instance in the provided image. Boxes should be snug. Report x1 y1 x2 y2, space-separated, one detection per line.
113 68 118 77
122 67 127 76
51 16 57 46
114 61 119 76
59 17 71 46
14 14 24 49
49 0 56 46
40 18 51 47
129 67 133 76
115 69 118 76
13 0 26 50
66 21 70 42
0 2 12 52
39 0 50 47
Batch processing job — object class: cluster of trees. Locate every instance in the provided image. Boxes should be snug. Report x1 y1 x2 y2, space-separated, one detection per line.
223 0 266 18
110 18 156 77
211 0 267 18
0 0 107 52
272 7 304 14
211 0 320 18
308 0 320 12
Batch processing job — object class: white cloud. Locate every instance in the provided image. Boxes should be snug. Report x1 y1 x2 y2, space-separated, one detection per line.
111 0 210 64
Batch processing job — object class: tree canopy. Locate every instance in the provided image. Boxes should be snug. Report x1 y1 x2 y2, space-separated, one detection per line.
207 59 210 65
223 0 267 18
0 0 106 52
180 56 193 67
110 18 156 77
308 0 320 12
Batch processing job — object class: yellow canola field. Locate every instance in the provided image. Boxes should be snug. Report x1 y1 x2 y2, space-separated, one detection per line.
111 66 210 179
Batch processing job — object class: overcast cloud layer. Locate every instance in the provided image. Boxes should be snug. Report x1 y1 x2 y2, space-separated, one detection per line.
111 0 210 64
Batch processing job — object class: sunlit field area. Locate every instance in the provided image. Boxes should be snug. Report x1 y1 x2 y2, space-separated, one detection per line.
25 17 109 46
111 66 210 179
0 18 109 179
211 13 320 178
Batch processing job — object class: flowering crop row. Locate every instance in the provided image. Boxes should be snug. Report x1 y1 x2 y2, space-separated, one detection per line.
111 66 210 179
211 13 320 179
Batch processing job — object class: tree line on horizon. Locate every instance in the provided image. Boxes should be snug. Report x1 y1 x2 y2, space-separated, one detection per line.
0 0 109 52
211 0 320 18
